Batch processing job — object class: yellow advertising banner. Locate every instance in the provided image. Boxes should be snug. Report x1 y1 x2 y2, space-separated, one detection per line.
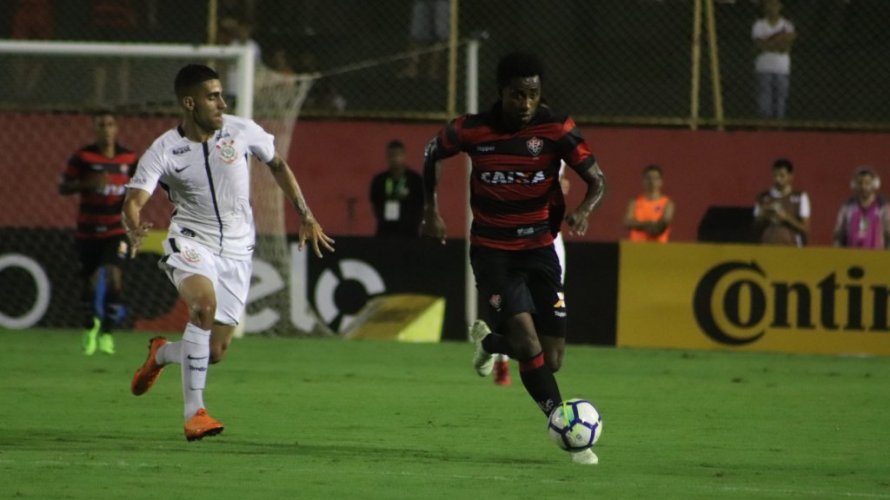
617 242 890 355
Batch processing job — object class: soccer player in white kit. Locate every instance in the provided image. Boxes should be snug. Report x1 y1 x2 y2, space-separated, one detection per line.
123 64 334 441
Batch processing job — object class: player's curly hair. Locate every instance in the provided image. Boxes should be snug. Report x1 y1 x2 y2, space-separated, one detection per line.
496 52 545 90
174 64 220 98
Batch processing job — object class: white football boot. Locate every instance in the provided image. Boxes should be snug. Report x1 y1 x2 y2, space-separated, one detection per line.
570 448 599 465
469 320 495 377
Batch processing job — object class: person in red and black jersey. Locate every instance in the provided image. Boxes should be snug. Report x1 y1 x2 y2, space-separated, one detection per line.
59 111 137 355
421 52 606 464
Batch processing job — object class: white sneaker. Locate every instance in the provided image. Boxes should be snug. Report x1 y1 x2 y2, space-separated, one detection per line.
570 448 599 465
469 320 494 377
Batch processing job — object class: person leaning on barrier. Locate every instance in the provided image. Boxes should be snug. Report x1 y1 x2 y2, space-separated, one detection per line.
833 166 890 249
753 158 810 246
624 164 674 243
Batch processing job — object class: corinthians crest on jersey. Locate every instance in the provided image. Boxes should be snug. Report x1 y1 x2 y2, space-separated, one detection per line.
216 138 238 163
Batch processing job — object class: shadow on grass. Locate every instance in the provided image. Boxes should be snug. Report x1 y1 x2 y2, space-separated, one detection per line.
0 429 552 467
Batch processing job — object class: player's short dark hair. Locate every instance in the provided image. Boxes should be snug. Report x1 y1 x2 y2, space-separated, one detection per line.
772 158 794 173
496 52 545 90
854 165 877 179
643 164 663 176
174 64 220 98
387 139 405 151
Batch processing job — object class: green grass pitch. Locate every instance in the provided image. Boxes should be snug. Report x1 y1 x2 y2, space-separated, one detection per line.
1 329 888 499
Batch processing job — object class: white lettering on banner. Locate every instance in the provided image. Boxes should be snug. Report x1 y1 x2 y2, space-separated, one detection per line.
0 254 51 329
288 243 316 332
252 243 387 334
245 259 285 332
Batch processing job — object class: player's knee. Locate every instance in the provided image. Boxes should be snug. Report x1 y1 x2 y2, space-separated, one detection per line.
545 349 564 372
188 301 216 330
510 335 541 360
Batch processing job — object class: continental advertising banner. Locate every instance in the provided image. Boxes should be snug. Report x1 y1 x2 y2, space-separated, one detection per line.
617 242 890 355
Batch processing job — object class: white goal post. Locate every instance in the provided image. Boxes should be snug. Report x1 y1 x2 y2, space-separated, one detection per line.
0 40 256 118
0 38 482 336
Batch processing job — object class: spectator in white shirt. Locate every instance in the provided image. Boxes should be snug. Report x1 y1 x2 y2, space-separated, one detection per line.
752 0 797 119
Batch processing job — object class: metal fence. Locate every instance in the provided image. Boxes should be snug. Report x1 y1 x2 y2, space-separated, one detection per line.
2 0 888 130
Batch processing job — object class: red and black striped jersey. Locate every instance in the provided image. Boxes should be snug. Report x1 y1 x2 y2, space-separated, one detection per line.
433 103 595 251
63 143 137 240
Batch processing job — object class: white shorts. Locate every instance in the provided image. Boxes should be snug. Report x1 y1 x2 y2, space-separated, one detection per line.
159 237 252 326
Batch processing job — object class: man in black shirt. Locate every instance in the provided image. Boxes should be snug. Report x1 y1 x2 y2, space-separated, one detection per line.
370 140 424 237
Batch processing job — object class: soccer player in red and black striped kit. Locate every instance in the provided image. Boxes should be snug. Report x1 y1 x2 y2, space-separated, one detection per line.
59 111 137 355
421 52 606 464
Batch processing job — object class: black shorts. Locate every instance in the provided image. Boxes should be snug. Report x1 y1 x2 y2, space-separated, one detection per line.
470 245 566 338
76 235 129 278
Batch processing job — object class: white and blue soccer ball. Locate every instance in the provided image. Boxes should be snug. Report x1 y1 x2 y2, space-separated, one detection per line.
547 398 603 451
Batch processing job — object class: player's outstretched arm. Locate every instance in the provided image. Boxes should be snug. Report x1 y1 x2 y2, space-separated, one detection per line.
265 154 335 257
122 188 154 258
420 138 447 244
565 161 607 236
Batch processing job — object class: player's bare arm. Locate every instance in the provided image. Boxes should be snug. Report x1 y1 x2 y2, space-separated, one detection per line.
121 187 154 257
565 161 607 236
420 138 447 244
623 199 648 230
266 153 334 257
651 199 676 236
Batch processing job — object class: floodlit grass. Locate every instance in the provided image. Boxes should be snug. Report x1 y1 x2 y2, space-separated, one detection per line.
1 329 888 499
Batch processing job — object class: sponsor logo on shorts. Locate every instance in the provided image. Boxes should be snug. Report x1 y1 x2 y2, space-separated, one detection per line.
182 247 201 264
553 292 566 318
116 240 129 259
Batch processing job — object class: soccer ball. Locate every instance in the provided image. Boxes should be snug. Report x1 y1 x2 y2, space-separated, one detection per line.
547 398 603 451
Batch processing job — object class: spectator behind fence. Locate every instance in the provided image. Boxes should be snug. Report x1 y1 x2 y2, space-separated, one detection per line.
752 0 796 119
89 0 138 105
624 164 674 243
754 158 810 246
398 0 449 80
218 16 261 105
10 0 53 100
370 140 424 237
833 166 890 249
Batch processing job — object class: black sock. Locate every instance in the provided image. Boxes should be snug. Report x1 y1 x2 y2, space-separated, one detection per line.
481 332 515 357
519 352 562 416
102 289 125 334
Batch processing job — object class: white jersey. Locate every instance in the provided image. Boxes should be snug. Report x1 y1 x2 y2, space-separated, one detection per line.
128 114 276 260
752 17 794 75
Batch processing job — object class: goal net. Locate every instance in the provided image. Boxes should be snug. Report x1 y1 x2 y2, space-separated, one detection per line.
0 40 325 335
0 39 479 336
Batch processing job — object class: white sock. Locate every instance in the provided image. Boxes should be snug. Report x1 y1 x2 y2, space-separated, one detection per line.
181 323 211 421
496 354 510 362
155 341 182 366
